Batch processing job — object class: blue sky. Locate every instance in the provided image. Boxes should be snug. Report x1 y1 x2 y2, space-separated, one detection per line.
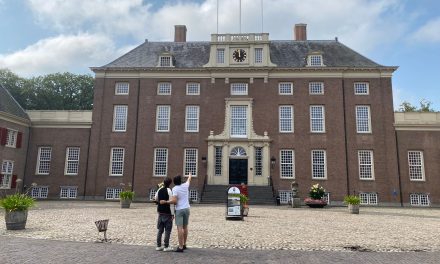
0 0 439 110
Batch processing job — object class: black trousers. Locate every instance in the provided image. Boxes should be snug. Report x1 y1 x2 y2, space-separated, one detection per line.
156 214 173 247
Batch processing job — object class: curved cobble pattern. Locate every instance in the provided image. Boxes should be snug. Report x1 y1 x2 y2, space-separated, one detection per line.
1 201 439 252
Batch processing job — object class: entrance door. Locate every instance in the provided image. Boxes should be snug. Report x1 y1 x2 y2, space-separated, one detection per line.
229 159 248 184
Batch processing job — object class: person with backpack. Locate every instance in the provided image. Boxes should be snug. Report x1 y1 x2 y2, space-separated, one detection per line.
154 177 174 252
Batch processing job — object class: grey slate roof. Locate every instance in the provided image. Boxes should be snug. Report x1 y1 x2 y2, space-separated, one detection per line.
0 84 29 120
98 40 382 69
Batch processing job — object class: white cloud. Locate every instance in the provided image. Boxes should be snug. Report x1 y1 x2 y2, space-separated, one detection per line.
0 33 126 76
411 17 440 43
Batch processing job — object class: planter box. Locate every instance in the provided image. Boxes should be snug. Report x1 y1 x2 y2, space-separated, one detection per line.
5 210 28 230
348 204 359 214
304 198 327 208
120 199 132 208
291 198 301 208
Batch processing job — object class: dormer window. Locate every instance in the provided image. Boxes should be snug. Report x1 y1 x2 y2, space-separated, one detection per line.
307 54 324 66
159 56 172 67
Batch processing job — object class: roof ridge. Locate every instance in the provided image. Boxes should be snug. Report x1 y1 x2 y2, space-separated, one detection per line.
0 84 30 120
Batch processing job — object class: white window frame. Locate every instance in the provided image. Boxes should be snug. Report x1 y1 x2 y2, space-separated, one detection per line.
279 105 293 133
186 83 200 95
184 148 198 177
310 105 325 133
322 192 331 205
216 49 225 64
309 82 324 95
280 150 295 179
112 105 128 132
65 147 80 175
354 82 369 95
159 56 172 67
1 160 14 189
359 192 378 205
31 186 49 199
6 129 18 148
230 105 248 138
189 189 198 202
157 83 172 95
149 189 157 201
408 151 425 181
308 54 323 66
156 105 170 132
214 146 222 176
230 83 248 95
410 193 430 206
36 147 52 175
109 147 124 176
254 147 263 177
358 150 374 180
60 186 78 199
105 187 122 200
185 105 199 132
279 190 292 204
356 105 372 133
278 82 293 95
311 150 327 179
154 148 168 177
254 48 263 63
115 82 129 95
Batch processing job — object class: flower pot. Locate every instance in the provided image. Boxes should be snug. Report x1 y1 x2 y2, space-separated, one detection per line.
120 199 132 208
291 198 301 208
5 210 28 230
304 198 327 208
348 204 359 214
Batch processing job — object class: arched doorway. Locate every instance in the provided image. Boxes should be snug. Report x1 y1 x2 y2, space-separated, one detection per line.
229 147 248 184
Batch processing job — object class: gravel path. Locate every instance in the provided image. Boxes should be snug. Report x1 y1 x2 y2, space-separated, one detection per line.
1 201 439 252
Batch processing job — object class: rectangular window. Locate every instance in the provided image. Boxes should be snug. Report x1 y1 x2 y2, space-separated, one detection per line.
255 147 263 176
255 48 263 63
310 105 325 133
359 192 378 205
308 55 323 66
230 105 247 137
356 105 371 133
185 106 199 132
149 189 157 201
157 83 172 95
36 147 52 175
115 82 129 95
279 106 293 133
184 148 198 177
279 191 292 204
65 147 80 175
214 146 222 176
110 148 124 176
6 129 17 147
322 192 331 205
113 105 128 132
312 150 326 179
159 56 171 67
231 83 248 95
189 189 198 202
1 160 13 189
217 49 225 64
156 105 170 132
31 186 49 199
410 193 430 206
186 83 200 95
105 187 122 200
358 150 374 180
60 187 78 199
280 150 294 178
309 82 324 95
354 82 369 95
278 83 293 95
408 151 425 181
154 148 168 177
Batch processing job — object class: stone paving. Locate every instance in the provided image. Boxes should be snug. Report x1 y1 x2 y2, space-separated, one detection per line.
1 201 440 252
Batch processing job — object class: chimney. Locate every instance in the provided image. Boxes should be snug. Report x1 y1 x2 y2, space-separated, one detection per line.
294 23 307 41
174 25 187 42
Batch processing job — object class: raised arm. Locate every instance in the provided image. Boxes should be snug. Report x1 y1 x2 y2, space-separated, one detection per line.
186 172 192 185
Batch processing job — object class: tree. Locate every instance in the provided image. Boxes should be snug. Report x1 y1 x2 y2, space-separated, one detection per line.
399 99 436 113
0 69 94 110
399 101 417 112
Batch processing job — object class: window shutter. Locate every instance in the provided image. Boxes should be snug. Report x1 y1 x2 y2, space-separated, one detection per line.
16 132 23 148
0 128 7 145
11 175 17 188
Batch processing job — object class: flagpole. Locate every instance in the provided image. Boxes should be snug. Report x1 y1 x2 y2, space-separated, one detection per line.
239 0 241 33
261 0 264 33
217 0 219 34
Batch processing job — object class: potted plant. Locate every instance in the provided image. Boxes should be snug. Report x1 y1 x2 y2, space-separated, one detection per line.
119 183 134 209
304 183 327 208
0 181 36 230
344 195 360 214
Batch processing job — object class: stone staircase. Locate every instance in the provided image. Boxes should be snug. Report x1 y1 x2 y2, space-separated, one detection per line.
201 185 275 205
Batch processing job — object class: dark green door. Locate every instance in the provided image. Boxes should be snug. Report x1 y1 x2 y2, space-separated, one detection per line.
229 159 248 184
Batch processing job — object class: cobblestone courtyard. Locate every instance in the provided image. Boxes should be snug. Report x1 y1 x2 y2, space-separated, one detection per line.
1 201 440 252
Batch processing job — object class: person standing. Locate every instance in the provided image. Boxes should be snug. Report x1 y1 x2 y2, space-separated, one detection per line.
160 173 191 253
155 178 174 252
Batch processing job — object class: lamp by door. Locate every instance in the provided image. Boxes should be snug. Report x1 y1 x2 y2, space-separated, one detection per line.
270 156 276 169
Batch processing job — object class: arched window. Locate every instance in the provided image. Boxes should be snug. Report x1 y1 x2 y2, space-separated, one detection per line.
230 147 247 157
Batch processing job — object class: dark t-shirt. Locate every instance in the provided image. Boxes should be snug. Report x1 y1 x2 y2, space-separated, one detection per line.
156 187 172 215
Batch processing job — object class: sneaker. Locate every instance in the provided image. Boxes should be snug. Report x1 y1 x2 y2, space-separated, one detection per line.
163 247 174 252
174 247 184 253
183 245 187 250
155 246 164 251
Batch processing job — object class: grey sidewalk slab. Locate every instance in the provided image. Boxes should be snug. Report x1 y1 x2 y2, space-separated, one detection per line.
1 236 439 264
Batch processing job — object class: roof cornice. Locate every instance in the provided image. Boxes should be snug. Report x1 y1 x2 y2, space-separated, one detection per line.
0 111 31 127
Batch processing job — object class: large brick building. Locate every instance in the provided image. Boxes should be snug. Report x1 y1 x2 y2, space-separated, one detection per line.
1 25 439 206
